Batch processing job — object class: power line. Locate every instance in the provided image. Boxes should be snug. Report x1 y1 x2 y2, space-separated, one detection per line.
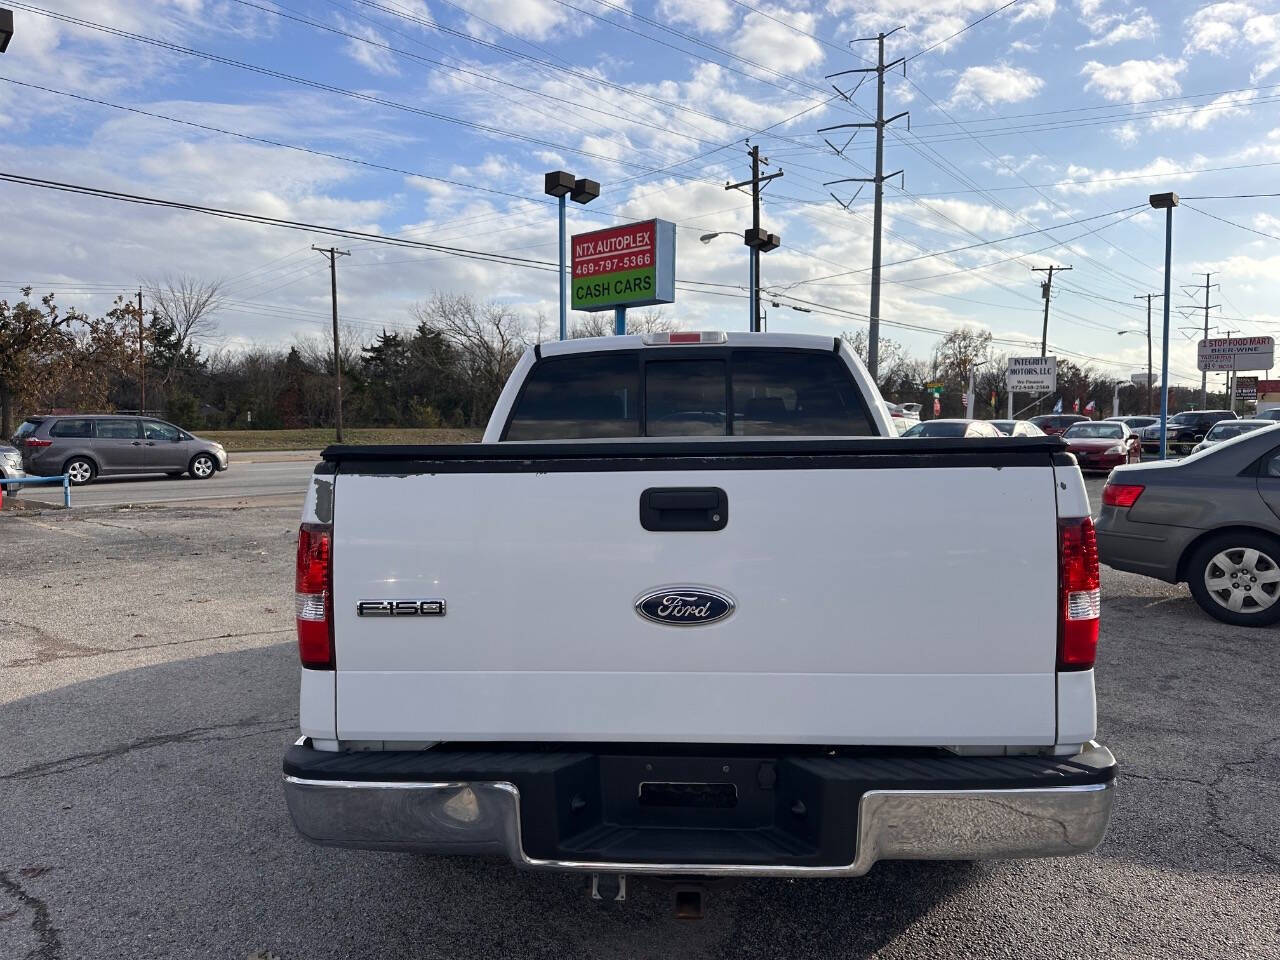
906 0 1023 61
1182 202 1280 242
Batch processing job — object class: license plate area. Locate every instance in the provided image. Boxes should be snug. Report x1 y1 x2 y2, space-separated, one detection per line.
638 781 738 809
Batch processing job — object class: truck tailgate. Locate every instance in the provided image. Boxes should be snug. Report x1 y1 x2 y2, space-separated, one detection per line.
328 443 1062 745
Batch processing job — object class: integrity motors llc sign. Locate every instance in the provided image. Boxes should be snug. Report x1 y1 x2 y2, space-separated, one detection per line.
571 219 676 311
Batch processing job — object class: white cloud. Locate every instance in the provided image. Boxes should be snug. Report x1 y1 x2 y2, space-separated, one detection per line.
656 0 735 33
1080 57 1185 101
1184 2 1257 55
1077 5 1158 49
1149 88 1261 130
1054 155 1208 195
729 6 824 74
947 64 1045 107
1182 3 1280 80
1112 121 1139 144
448 0 585 41
824 0 1055 59
337 19 400 76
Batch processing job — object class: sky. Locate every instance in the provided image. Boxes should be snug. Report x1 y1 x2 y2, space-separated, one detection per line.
2 0 1280 389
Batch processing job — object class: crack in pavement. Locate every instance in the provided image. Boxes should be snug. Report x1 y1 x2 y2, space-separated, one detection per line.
0 869 62 960
1125 735 1280 868
0 618 112 668
0 717 296 782
1 627 293 669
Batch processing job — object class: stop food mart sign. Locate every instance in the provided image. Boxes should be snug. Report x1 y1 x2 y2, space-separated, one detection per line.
571 219 676 311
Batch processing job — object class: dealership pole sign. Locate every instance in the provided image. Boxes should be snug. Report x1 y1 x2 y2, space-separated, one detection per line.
571 219 676 312
1006 356 1057 393
1197 335 1274 371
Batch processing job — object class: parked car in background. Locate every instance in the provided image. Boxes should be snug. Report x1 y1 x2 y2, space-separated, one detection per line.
1029 413 1088 436
13 415 228 486
1190 419 1272 454
0 442 24 491
885 401 919 435
1061 421 1142 472
1254 408 1280 422
1140 410 1237 456
901 419 1006 438
1106 415 1158 431
1097 423 1280 625
989 419 1046 437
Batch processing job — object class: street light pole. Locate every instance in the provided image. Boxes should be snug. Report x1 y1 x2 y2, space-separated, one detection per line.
544 171 599 340
1150 192 1179 460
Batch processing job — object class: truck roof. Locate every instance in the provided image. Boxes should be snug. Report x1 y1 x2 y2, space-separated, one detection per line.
537 331 840 359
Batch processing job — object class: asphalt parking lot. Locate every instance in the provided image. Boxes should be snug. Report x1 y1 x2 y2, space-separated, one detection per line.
2 495 1278 959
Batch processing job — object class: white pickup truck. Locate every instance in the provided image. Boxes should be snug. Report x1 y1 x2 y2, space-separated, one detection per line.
283 331 1115 890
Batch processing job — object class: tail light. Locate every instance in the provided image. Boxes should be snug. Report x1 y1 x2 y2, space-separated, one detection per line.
1102 482 1144 508
1058 516 1100 671
296 522 334 669
25 438 51 448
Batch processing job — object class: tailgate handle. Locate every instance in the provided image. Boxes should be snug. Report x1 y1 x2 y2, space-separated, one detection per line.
640 487 728 532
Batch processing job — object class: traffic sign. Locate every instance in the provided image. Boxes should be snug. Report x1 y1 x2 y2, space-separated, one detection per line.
571 219 676 311
1197 336 1274 372
1006 356 1056 393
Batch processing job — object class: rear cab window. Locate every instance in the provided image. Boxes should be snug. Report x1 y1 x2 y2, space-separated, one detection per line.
503 348 876 441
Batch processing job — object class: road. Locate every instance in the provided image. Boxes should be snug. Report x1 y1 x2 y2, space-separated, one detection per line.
13 454 318 509
1 502 1277 959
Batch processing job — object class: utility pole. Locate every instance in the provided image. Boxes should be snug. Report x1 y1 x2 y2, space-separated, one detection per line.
725 144 782 332
820 27 907 380
136 288 146 416
1192 272 1219 410
313 245 351 442
1032 265 1071 357
1134 293 1162 415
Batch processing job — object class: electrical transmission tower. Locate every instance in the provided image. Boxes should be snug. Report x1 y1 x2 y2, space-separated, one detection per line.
818 27 908 382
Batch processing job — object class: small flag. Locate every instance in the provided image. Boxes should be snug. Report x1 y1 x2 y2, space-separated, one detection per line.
1073 398 1080 413
961 391 969 407
1084 400 1097 415
990 388 997 410
933 397 941 416
1053 397 1063 413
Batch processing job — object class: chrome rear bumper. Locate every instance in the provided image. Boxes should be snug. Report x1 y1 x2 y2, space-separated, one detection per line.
284 742 1116 877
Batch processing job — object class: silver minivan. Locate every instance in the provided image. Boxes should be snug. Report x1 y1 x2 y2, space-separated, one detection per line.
13 415 228 485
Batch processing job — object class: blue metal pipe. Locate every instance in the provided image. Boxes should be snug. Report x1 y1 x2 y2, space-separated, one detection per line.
614 306 626 335
1 474 73 508
558 194 567 341
1159 205 1174 460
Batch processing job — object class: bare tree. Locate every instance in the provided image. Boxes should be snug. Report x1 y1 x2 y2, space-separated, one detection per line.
570 306 679 338
144 274 224 356
411 293 530 425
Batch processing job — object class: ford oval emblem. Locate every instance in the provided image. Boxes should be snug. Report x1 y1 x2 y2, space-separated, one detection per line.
636 588 735 627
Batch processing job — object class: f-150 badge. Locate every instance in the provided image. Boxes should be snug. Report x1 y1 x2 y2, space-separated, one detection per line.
636 588 734 626
356 600 446 617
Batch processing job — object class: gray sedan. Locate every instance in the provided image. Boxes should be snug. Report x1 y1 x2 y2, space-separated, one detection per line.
1096 423 1280 626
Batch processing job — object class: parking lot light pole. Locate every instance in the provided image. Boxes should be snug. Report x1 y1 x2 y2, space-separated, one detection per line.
1149 192 1179 459
544 172 599 341
966 359 989 419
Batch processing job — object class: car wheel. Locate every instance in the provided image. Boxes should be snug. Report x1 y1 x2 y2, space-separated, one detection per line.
64 457 96 486
1186 533 1280 627
189 453 217 479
